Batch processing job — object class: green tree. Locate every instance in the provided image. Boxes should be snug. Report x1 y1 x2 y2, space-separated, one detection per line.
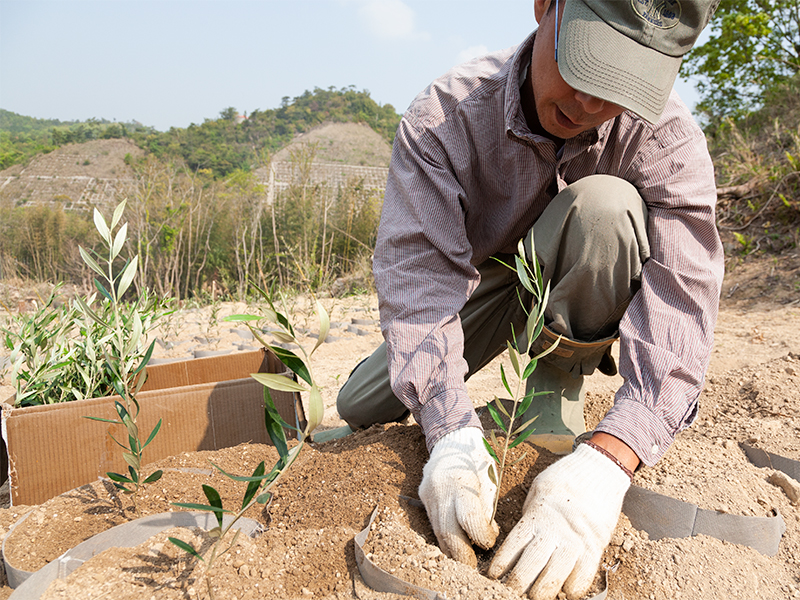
219 107 238 122
681 0 800 123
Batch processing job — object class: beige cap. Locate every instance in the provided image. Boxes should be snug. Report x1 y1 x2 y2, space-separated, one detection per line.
557 0 719 124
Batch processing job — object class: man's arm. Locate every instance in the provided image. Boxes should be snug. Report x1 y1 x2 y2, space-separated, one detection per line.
595 98 724 467
488 97 723 600
374 115 483 451
375 111 503 567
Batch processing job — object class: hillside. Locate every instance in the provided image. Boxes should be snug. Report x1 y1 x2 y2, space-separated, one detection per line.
0 122 392 212
272 122 392 167
0 139 143 210
1 88 402 178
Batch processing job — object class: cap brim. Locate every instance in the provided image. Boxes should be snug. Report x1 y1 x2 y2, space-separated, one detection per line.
557 0 681 124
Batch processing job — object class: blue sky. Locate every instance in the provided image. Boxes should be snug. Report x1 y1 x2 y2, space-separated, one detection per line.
0 0 703 132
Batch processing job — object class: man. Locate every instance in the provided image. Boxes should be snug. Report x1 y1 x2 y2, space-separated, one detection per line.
336 0 723 598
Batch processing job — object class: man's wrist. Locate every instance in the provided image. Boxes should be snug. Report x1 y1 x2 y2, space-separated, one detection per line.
588 432 641 475
419 393 483 453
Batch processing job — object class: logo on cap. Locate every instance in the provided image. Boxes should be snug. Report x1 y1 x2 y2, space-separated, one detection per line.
631 0 681 29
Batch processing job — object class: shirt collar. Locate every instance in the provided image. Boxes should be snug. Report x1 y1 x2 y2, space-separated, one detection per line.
505 30 604 151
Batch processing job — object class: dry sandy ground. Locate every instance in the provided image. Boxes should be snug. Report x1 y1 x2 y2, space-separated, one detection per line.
0 260 798 599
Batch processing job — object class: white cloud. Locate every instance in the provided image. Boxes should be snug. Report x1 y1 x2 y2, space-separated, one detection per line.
357 0 429 41
456 45 489 64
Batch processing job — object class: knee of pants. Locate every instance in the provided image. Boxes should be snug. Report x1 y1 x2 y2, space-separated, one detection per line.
528 174 650 341
556 174 648 238
530 173 650 278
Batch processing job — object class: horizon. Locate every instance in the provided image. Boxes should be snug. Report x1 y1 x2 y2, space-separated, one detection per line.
0 1 704 133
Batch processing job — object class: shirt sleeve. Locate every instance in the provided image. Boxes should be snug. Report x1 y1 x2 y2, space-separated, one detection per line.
373 115 484 452
595 107 725 467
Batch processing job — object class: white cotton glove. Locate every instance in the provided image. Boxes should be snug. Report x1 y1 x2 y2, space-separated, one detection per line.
487 443 630 600
418 427 500 567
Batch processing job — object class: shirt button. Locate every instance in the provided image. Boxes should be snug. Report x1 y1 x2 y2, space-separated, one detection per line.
651 444 659 454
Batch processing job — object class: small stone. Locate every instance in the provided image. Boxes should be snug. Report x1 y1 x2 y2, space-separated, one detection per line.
233 559 245 569
622 539 635 552
610 533 624 546
723 439 735 450
768 471 800 504
148 542 164 556
239 564 251 578
786 366 797 376
73 516 82 522
301 588 313 597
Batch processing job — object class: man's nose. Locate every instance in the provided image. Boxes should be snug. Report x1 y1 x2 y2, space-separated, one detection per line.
575 91 606 114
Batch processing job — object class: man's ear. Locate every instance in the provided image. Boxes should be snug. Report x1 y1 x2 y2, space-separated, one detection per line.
533 0 550 24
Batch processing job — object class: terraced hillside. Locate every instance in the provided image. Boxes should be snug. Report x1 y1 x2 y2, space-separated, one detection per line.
0 139 143 210
0 123 391 210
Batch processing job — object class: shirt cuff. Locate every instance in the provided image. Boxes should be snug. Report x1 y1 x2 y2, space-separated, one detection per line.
417 389 482 453
594 397 675 467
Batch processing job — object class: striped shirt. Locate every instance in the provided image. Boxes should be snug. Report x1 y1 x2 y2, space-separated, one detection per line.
374 31 724 466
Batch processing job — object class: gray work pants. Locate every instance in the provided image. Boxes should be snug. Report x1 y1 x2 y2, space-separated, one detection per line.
337 174 650 429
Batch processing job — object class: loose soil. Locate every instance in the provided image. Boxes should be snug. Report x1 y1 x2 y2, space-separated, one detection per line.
0 252 798 599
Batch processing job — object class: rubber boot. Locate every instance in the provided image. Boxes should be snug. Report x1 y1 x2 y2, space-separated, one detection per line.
521 360 586 455
311 425 353 444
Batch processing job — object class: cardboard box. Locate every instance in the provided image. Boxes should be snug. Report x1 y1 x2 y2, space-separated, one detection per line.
1 348 305 506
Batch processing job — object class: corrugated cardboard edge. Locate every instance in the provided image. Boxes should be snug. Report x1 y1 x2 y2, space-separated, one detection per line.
1 348 305 506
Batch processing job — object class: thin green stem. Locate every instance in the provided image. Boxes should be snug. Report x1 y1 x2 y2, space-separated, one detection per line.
491 353 529 519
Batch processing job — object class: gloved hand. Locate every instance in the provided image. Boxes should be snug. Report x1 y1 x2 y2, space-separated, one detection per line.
488 442 631 600
418 427 500 567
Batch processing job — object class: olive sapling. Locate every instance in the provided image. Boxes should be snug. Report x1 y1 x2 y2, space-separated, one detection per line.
79 201 163 513
168 284 328 599
483 237 560 519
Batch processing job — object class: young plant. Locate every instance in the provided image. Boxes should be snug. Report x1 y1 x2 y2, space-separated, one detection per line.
168 283 328 599
78 201 163 513
2 213 167 408
3 285 78 406
483 237 560 519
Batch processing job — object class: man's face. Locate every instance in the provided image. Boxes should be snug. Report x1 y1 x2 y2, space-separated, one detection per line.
530 1 626 139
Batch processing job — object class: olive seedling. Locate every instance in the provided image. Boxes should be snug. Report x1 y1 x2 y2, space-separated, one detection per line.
168 283 328 600
483 237 560 519
79 201 164 513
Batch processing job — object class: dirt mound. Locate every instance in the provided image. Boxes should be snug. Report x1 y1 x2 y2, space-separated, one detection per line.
1 393 796 600
272 122 392 167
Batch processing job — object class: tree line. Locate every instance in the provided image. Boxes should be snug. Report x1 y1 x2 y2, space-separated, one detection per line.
1 87 401 178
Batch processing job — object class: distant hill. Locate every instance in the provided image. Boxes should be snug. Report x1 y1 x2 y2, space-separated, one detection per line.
1 87 402 178
272 122 392 167
255 122 392 197
0 139 143 210
139 87 400 177
0 109 153 171
0 123 393 211
0 109 73 133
